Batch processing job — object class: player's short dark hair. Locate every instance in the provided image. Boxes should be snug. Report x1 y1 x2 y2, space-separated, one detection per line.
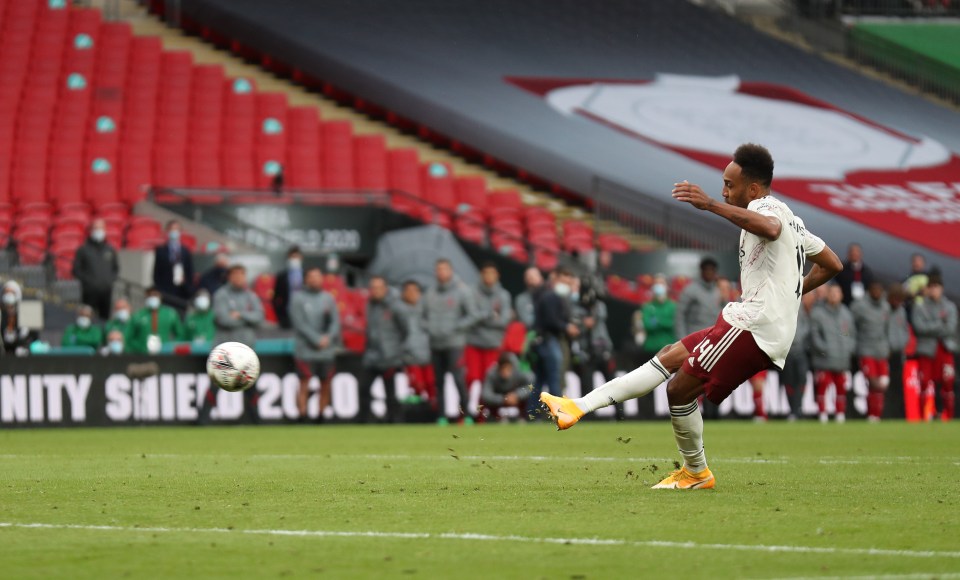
368 275 386 284
402 279 421 290
700 257 718 270
287 245 302 257
481 261 498 271
733 143 774 188
227 264 246 276
928 270 943 287
554 266 573 278
436 258 451 266
497 352 515 368
146 286 159 294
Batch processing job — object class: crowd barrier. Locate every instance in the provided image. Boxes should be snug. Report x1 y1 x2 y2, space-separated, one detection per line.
0 354 901 426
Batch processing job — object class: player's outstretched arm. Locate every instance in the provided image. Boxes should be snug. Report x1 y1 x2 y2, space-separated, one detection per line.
802 245 843 295
671 181 781 241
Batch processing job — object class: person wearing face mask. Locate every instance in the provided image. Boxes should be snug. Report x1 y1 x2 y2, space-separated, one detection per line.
272 246 304 330
184 290 216 345
640 276 677 362
104 298 132 338
61 304 103 350
1 281 38 356
529 267 578 417
127 287 185 354
100 329 126 356
153 220 194 313
72 218 119 321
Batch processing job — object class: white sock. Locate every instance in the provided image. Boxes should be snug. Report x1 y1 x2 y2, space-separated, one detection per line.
670 401 707 473
573 357 671 413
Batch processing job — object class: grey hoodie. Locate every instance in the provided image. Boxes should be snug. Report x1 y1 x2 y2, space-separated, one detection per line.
912 297 958 357
363 293 412 370
480 353 534 406
397 299 430 365
213 284 264 347
467 282 512 349
810 302 857 372
850 297 891 359
290 288 341 362
424 277 481 350
675 279 722 337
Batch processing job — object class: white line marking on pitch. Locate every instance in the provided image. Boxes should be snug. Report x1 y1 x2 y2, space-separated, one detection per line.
776 575 960 580
2 454 957 466
1 522 959 560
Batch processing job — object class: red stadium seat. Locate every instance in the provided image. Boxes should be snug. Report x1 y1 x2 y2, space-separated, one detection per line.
488 189 523 209
455 218 486 245
17 244 46 266
353 134 387 190
287 106 320 149
253 273 277 323
420 162 455 209
534 248 559 272
321 120 354 189
286 152 321 190
387 148 422 202
454 176 487 212
598 233 631 253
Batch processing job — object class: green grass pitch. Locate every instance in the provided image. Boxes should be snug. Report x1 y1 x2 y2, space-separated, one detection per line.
1 421 959 578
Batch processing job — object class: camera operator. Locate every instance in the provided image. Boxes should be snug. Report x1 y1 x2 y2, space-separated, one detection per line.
570 276 623 420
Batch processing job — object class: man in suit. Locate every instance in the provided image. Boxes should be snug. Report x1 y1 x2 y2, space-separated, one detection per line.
272 246 304 329
836 242 874 306
152 220 194 313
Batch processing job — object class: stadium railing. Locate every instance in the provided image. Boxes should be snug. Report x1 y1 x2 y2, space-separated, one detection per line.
147 186 572 270
591 176 737 252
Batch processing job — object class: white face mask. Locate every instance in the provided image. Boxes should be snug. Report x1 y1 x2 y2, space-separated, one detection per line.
554 282 571 297
168 230 181 242
91 228 106 242
195 295 210 311
288 258 302 270
108 340 124 354
115 309 130 322
2 293 16 306
145 296 161 310
77 316 91 329
652 283 667 299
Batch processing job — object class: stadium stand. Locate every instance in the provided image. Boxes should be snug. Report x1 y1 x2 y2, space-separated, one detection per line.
168 0 960 292
0 0 642 305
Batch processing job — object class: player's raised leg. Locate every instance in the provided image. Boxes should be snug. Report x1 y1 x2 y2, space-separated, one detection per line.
540 340 689 430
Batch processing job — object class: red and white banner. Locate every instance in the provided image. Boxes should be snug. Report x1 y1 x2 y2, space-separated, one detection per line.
510 75 960 257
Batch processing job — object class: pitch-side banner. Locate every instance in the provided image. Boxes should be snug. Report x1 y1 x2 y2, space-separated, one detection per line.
510 75 960 258
0 355 868 427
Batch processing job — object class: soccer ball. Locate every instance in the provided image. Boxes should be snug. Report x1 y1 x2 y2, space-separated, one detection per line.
206 342 261 392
